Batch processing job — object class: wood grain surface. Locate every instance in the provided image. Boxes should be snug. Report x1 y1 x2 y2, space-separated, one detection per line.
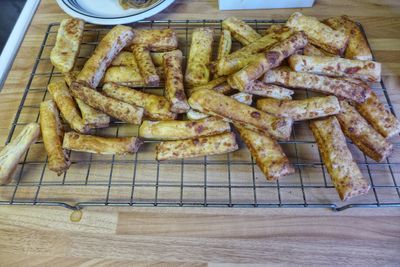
0 0 400 265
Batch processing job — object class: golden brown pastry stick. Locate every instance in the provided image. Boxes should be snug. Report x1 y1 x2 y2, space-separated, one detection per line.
131 29 178 52
40 100 71 175
77 25 134 88
76 99 110 128
189 89 293 140
217 29 232 60
163 50 190 113
132 45 160 86
150 50 181 67
257 96 341 121
310 116 370 201
107 50 150 86
244 80 293 99
187 76 227 96
186 92 253 121
228 32 308 90
222 17 261 46
156 132 238 161
324 15 372 61
185 27 214 87
286 12 348 55
186 109 210 121
264 24 292 35
139 117 231 140
213 53 261 77
47 80 89 133
110 51 137 66
235 125 295 181
102 83 176 121
263 69 370 103
212 27 293 76
337 101 393 162
213 82 234 95
355 91 400 138
70 82 144 124
303 43 337 57
289 55 381 82
64 72 110 129
0 123 40 185
64 70 80 86
103 66 145 87
150 51 167 66
231 92 253 106
63 132 143 155
50 18 84 73
156 66 164 78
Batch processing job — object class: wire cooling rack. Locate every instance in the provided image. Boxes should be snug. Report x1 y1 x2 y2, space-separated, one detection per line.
1 20 399 211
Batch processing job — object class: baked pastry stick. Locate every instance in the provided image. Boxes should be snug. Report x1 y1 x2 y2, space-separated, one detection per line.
217 29 232 60
50 18 84 73
185 28 214 87
64 70 80 86
131 29 178 52
151 51 166 67
70 82 144 124
303 44 337 57
132 45 160 86
213 83 234 95
212 27 293 76
235 125 295 181
186 92 253 121
189 89 293 140
163 50 190 113
156 66 164 78
106 50 147 86
64 72 110 128
75 99 110 129
156 132 238 161
63 132 142 155
222 17 261 46
213 30 232 79
263 70 370 103
40 100 71 175
355 91 400 138
257 96 341 121
110 51 137 66
286 12 348 55
187 76 227 96
139 117 230 140
289 55 381 82
230 92 253 105
310 116 370 201
47 80 89 133
243 80 294 100
102 83 176 121
0 123 40 185
186 109 210 121
213 53 261 77
103 66 145 87
337 101 393 162
228 32 308 90
324 15 373 61
150 50 179 66
77 25 134 88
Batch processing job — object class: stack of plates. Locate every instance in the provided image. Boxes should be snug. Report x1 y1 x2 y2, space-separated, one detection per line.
56 0 175 25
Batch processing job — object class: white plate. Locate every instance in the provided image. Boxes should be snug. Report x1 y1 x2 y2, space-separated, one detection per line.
56 0 175 25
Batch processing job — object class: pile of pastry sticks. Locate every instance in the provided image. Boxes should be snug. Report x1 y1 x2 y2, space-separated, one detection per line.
1 13 399 202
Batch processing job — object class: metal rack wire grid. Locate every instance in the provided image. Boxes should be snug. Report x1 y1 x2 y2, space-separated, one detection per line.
1 20 399 211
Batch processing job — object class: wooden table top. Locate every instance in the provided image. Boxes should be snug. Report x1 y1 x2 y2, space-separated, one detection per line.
0 0 400 265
